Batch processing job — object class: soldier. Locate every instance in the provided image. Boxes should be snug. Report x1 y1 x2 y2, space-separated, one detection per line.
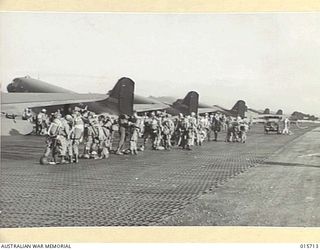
139 112 147 137
162 114 174 150
57 114 71 163
282 117 291 135
129 116 140 155
189 112 198 147
186 114 197 150
109 116 118 152
36 109 48 135
224 116 231 142
41 112 62 164
179 115 190 149
65 114 79 163
133 111 145 150
194 114 201 146
149 112 160 150
167 114 175 148
153 111 164 150
175 113 185 147
239 120 249 143
116 114 129 155
225 117 233 142
196 115 206 146
69 109 84 163
220 114 227 132
90 115 105 159
99 115 113 159
43 112 69 164
203 113 211 141
212 113 222 141
81 111 91 159
83 114 99 159
22 108 33 122
64 114 75 163
232 118 241 142
142 112 152 150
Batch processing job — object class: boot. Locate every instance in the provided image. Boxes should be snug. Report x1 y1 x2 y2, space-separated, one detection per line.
54 154 59 163
75 154 79 163
115 149 123 155
60 156 67 164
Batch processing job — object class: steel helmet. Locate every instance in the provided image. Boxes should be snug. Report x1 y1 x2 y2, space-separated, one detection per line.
65 114 73 122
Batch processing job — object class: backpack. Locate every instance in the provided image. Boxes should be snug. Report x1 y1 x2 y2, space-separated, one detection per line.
47 119 62 137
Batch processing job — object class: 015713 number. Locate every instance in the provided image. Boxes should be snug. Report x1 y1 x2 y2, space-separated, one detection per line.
300 244 319 249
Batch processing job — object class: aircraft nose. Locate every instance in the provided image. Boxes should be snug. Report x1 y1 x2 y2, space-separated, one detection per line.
7 83 16 92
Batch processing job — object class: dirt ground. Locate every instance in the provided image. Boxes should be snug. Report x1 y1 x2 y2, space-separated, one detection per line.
162 127 320 226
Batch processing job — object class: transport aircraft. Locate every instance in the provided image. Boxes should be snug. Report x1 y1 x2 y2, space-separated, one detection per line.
1 77 135 135
150 94 248 118
6 76 199 116
8 76 250 118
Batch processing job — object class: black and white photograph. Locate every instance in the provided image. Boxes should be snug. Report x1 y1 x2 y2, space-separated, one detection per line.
1 11 320 230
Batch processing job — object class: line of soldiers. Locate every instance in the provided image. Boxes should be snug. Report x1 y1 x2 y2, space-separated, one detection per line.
38 108 250 165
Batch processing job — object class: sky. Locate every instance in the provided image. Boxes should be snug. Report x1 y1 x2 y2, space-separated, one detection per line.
1 12 319 116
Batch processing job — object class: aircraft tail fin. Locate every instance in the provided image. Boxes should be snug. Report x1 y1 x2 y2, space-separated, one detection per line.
107 77 135 115
263 108 270 114
182 91 199 115
171 91 199 115
231 100 247 118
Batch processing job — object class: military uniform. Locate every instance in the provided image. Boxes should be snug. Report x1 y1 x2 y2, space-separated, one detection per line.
282 118 290 135
150 116 161 150
179 117 190 149
37 109 48 135
22 108 33 122
162 116 174 150
225 117 233 142
91 118 105 159
69 113 84 162
57 117 70 163
116 114 128 155
196 116 206 146
43 114 69 163
175 114 185 147
83 117 99 158
202 114 211 141
100 117 113 159
188 115 197 147
142 115 152 148
212 114 222 141
43 116 62 162
239 121 248 143
129 117 140 154
63 115 75 162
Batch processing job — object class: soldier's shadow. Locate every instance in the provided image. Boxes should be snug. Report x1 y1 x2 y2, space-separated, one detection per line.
9 129 20 136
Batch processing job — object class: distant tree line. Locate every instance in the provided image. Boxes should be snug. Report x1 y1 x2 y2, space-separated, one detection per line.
290 111 319 121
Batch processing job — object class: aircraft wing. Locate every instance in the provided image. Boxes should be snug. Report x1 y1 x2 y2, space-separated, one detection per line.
2 93 108 115
134 103 169 113
198 106 227 115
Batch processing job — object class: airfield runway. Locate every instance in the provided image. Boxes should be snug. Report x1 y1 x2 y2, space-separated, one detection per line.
1 124 319 228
